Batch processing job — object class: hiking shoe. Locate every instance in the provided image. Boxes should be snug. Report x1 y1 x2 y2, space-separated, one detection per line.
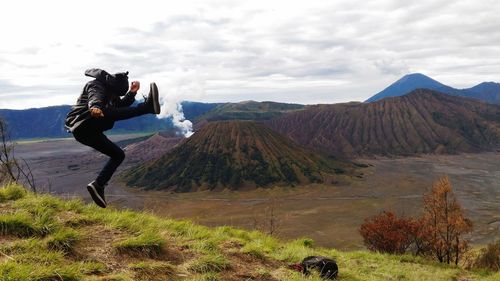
143 82 160 114
87 181 106 208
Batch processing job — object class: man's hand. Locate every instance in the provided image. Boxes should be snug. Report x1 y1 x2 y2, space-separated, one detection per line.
90 107 104 118
130 81 140 93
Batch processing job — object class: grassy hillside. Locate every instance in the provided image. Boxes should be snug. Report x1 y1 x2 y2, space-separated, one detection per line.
0 184 498 281
122 121 356 192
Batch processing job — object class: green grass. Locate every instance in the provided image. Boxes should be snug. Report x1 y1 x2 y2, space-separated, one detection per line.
188 253 231 273
193 272 220 281
253 268 273 279
0 207 62 238
114 231 165 257
0 261 105 281
46 228 81 252
0 212 40 237
0 183 498 281
83 273 134 281
129 261 177 280
0 183 27 202
0 232 105 280
240 235 279 256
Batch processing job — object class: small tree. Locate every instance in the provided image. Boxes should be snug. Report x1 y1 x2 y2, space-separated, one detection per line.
0 119 36 192
265 197 280 235
359 176 473 264
422 176 472 265
250 196 283 236
359 211 422 254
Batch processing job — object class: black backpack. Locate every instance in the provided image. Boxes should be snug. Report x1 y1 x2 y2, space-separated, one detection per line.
301 256 338 280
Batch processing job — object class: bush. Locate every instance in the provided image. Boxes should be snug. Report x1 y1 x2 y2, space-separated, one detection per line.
299 238 315 248
474 241 500 271
359 211 421 254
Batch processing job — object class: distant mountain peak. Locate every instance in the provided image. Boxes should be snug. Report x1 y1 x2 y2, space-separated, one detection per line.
401 72 431 79
365 73 456 103
396 73 440 83
366 73 500 104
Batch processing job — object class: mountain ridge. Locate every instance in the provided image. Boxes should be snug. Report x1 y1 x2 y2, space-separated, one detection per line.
195 100 305 122
269 89 500 157
0 101 219 139
366 73 500 104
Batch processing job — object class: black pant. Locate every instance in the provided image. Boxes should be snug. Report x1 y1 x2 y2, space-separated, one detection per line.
73 104 148 186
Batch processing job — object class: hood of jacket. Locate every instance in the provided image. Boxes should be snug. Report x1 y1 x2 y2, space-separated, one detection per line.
85 68 129 96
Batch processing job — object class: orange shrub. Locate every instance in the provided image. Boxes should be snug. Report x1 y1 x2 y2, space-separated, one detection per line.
359 211 422 254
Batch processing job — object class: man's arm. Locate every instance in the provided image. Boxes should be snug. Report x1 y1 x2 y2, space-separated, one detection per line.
116 81 140 107
116 91 137 107
88 82 106 117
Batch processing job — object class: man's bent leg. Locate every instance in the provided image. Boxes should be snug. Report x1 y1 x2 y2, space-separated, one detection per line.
73 124 122 208
91 134 126 186
73 125 125 186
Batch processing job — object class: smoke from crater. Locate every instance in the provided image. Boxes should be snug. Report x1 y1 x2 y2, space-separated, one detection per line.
141 68 205 138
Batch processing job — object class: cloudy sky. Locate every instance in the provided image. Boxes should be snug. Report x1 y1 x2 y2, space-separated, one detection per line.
1 0 499 109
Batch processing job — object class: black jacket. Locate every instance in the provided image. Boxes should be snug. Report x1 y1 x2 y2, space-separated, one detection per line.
65 69 135 132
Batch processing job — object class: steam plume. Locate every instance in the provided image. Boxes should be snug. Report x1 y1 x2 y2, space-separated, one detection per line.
141 69 204 138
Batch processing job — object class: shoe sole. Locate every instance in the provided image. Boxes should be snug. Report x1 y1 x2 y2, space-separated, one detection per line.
87 184 106 208
150 82 160 114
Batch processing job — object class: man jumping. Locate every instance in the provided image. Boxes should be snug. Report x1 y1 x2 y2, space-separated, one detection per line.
65 69 160 208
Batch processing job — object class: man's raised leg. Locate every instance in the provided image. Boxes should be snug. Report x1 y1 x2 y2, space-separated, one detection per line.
103 82 160 121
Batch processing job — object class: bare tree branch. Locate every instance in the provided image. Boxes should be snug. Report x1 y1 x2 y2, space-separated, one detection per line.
0 118 37 192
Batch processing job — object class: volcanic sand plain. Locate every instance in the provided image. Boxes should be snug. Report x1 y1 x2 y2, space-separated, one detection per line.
15 136 500 250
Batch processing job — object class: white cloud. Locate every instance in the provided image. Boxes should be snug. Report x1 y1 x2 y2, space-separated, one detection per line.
0 0 499 108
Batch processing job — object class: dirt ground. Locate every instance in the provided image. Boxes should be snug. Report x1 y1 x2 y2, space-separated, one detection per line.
15 136 500 250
